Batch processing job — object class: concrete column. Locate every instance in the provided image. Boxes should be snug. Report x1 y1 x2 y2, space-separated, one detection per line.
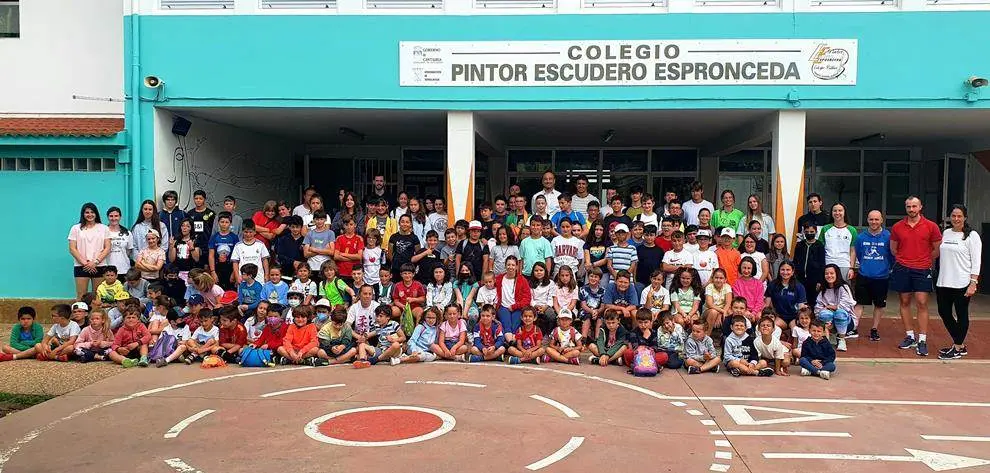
447 111 476 222
770 110 807 250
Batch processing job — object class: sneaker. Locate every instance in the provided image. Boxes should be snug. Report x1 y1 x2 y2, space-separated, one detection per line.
687 366 701 375
713 364 720 374
182 354 194 365
55 354 69 362
454 354 466 363
306 357 319 367
898 336 917 350
916 341 929 357
0 353 13 362
836 339 847 352
121 358 138 368
729 368 741 377
938 346 953 355
819 370 831 380
390 357 401 366
215 348 227 360
589 355 599 365
845 329 859 339
869 328 880 342
534 355 543 365
353 360 371 369
757 367 775 377
568 357 580 366
138 356 149 367
800 368 811 376
155 359 168 368
938 347 962 360
506 356 521 365
960 345 969 356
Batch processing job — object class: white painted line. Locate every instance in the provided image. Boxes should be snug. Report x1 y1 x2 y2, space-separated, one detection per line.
259 384 346 398
763 449 990 471
709 463 730 472
715 440 732 448
163 409 216 439
305 406 456 447
921 435 990 442
724 404 850 426
715 451 733 460
671 401 687 407
530 395 580 418
526 436 585 470
714 430 851 437
701 419 717 426
164 458 204 473
405 380 487 388
687 409 704 416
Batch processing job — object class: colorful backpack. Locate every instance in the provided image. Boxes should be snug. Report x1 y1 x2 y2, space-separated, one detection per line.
400 302 415 339
631 345 659 377
148 331 177 363
201 354 227 369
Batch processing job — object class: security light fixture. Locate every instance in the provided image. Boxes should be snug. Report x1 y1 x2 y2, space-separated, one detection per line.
967 76 988 88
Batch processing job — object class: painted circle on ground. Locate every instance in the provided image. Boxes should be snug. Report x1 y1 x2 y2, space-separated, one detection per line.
305 406 456 447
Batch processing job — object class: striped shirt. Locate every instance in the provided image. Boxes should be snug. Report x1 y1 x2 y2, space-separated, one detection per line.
605 244 639 272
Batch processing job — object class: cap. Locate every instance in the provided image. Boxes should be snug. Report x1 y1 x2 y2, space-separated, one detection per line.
71 302 89 312
114 291 130 302
697 229 713 239
643 224 658 235
719 227 736 238
218 290 238 305
613 223 630 233
558 308 574 319
314 298 332 308
187 294 205 306
468 220 483 230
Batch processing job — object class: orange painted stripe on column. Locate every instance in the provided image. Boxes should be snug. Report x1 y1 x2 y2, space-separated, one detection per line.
775 168 806 252
446 167 475 224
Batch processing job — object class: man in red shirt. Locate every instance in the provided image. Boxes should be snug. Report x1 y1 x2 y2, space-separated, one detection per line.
333 217 364 285
889 196 942 357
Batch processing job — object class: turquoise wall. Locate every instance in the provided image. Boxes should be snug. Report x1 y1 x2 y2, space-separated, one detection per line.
131 12 990 109
0 148 127 299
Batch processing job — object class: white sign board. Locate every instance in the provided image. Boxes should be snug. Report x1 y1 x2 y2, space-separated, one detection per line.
399 40 857 87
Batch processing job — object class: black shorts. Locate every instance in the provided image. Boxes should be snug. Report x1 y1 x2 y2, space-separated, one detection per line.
889 264 933 294
855 276 889 308
74 265 111 278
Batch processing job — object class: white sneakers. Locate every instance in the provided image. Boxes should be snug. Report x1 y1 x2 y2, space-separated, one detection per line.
837 339 847 352
800 368 811 376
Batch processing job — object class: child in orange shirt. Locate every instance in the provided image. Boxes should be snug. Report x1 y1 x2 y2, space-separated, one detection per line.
276 305 319 365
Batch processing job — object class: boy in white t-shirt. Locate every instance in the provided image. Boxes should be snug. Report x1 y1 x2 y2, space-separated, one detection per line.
545 309 582 365
661 231 694 291
232 221 270 285
692 229 720 285
754 316 791 376
37 304 80 361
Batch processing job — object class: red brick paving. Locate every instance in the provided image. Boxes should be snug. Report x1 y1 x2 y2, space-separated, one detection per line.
842 317 990 359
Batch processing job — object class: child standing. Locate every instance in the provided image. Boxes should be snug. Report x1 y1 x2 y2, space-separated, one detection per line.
232 221 271 285
185 309 220 363
799 320 837 380
579 268 606 341
318 308 357 365
276 306 320 365
468 304 506 362
109 308 151 367
657 313 686 369
551 218 584 276
209 213 240 290
589 310 627 367
545 309 582 365
623 309 669 369
303 210 335 276
553 266 579 319
74 310 114 362
260 266 289 306
754 316 791 376
684 321 721 374
723 315 772 377
36 304 80 362
437 304 469 361
0 307 44 361
401 307 440 364
505 307 545 364
362 229 385 286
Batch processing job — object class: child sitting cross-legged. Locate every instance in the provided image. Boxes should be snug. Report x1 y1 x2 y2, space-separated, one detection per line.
466 304 506 363
623 308 669 370
317 307 358 365
505 306 546 365
109 307 152 368
253 305 288 351
155 309 192 367
683 321 721 374
588 310 627 367
184 309 220 364
74 310 114 363
436 303 469 362
545 308 582 365
276 306 320 365
723 315 773 377
36 304 80 362
754 315 791 376
214 306 247 363
656 312 686 369
401 306 440 364
360 305 405 367
799 319 836 380
0 307 44 362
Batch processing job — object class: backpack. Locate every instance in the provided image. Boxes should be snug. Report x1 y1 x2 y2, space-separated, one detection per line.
148 331 177 363
239 346 273 368
400 302 415 339
201 354 227 369
631 345 659 377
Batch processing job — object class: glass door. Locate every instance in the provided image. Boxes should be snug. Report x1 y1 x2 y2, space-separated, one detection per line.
881 161 912 227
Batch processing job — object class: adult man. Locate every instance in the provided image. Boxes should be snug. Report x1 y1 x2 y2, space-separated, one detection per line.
711 189 744 233
681 181 715 227
292 186 317 217
532 170 562 217
890 197 942 357
365 175 395 209
797 193 830 240
570 174 600 220
855 210 893 342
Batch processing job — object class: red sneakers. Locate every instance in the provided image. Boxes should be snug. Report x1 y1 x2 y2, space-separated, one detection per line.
0 353 14 362
352 360 371 369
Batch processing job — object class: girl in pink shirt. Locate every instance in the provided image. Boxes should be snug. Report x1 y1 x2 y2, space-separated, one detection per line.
74 310 114 362
553 266 579 314
731 257 766 319
435 304 468 361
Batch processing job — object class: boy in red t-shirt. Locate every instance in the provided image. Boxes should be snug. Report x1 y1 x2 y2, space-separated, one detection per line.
333 217 365 284
254 308 287 350
215 306 247 362
391 263 426 322
506 307 545 365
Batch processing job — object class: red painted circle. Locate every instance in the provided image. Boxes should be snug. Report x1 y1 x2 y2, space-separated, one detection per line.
317 409 444 442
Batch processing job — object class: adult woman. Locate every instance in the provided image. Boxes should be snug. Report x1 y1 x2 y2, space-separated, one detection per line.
764 261 807 330
301 194 325 233
332 192 364 236
168 218 201 279
766 233 790 280
712 189 744 233
936 205 983 360
105 206 133 280
408 197 429 246
736 194 775 243
252 200 282 247
821 202 858 282
68 202 111 297
740 234 771 282
131 200 169 260
495 256 532 343
583 220 611 286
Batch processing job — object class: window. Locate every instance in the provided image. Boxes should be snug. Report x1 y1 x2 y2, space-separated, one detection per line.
603 149 648 173
0 157 116 172
402 149 444 172
0 1 18 38
508 150 551 173
805 148 910 226
651 149 698 172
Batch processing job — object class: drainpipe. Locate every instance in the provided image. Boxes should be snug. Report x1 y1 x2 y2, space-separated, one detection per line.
128 0 142 215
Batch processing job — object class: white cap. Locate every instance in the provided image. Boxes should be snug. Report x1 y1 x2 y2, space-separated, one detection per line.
468 220 483 230
71 302 89 312
314 298 332 308
697 229 713 239
613 223 630 233
719 227 736 238
558 308 574 319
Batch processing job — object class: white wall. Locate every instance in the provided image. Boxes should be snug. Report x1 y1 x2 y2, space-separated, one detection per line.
0 0 123 116
153 109 302 212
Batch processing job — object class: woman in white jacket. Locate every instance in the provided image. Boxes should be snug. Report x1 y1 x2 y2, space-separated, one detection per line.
936 205 982 360
815 264 856 352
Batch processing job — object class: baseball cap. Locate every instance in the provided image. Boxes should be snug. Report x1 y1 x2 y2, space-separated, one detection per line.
71 302 89 312
613 223 630 233
218 290 238 306
468 220 483 230
558 308 574 319
719 227 736 238
187 294 205 306
697 229 713 239
114 291 130 302
314 298 332 308
643 224 658 235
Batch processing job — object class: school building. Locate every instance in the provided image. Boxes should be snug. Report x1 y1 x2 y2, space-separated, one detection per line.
1 0 989 301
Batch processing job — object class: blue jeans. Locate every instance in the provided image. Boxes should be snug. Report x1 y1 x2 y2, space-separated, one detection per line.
498 307 522 334
799 357 837 375
817 309 850 335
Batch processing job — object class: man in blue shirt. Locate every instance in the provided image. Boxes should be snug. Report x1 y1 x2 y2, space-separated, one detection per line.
855 210 893 342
